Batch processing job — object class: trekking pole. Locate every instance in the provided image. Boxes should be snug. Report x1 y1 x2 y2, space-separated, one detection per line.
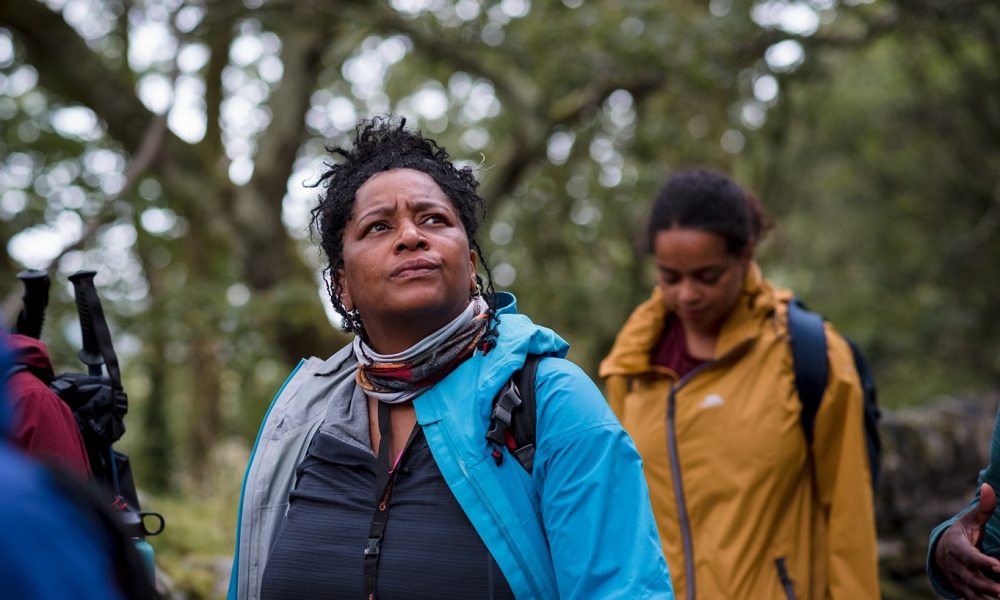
68 270 107 377
13 269 50 339
67 270 162 578
69 271 127 489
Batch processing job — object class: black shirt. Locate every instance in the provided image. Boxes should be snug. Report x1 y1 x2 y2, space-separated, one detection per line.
260 427 515 600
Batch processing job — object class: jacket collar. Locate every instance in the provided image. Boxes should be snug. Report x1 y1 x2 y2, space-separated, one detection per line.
413 292 569 424
599 263 783 378
321 291 569 392
474 291 568 394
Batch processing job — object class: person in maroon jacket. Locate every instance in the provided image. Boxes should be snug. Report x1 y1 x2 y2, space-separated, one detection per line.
5 331 90 475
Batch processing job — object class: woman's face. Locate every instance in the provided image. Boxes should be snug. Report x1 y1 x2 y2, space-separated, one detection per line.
339 168 477 354
653 228 753 338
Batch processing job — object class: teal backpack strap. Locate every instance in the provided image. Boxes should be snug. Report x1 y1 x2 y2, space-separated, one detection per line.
787 298 829 446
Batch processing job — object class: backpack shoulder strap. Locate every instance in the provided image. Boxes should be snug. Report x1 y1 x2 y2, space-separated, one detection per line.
5 364 28 380
845 336 882 485
787 298 829 445
486 355 541 475
508 355 540 474
6 363 55 388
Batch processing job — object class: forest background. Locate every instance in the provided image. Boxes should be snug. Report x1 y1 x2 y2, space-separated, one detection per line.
1 0 998 597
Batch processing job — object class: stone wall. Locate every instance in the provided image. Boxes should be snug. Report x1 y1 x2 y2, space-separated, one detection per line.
877 393 1000 599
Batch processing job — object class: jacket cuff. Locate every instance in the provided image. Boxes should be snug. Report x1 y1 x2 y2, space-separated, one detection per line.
927 518 962 599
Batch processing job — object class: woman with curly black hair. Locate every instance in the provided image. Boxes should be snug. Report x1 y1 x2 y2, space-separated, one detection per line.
228 117 674 600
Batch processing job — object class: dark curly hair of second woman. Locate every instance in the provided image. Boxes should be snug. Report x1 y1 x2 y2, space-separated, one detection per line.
310 116 497 340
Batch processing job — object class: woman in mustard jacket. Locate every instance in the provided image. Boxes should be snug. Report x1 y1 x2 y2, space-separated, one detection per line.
600 170 879 600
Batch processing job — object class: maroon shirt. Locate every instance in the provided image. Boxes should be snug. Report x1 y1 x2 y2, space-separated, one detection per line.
651 317 707 379
5 333 91 475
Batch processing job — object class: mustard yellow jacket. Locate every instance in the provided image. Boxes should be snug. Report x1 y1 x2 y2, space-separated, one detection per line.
600 267 879 600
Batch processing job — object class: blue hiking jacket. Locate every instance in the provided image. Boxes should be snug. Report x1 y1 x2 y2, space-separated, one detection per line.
228 293 673 599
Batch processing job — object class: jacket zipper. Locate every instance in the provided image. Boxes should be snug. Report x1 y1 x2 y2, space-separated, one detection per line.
666 385 696 600
775 558 798 600
435 418 552 600
665 338 755 600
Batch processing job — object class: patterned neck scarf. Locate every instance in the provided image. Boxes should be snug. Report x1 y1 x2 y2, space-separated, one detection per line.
354 297 490 404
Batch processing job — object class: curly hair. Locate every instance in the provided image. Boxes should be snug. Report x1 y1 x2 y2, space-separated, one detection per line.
310 116 497 341
647 168 774 257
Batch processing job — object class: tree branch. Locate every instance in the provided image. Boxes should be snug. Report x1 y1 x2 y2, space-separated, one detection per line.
0 0 149 150
480 71 666 207
45 114 169 269
362 6 543 116
0 1 216 180
234 20 329 290
195 3 234 174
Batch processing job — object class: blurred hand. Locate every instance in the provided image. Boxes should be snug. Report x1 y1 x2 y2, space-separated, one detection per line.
935 483 1000 599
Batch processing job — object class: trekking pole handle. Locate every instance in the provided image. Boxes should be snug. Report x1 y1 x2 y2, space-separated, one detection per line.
68 270 125 389
68 270 105 373
14 269 50 340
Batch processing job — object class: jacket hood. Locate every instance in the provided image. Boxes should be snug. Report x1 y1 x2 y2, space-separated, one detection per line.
412 292 569 426
6 333 55 377
2 333 55 439
489 291 569 367
599 263 789 378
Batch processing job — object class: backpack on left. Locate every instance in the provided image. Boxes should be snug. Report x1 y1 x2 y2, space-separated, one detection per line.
8 268 164 575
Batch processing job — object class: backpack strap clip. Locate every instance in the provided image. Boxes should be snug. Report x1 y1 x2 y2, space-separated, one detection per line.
486 378 521 448
509 442 536 474
486 355 541 474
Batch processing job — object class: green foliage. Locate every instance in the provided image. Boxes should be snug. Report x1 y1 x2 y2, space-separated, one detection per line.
1 0 996 457
756 2 1000 406
141 438 248 599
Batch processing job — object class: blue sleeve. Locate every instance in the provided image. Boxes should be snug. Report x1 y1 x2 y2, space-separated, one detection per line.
927 404 1000 599
533 359 674 600
0 445 127 600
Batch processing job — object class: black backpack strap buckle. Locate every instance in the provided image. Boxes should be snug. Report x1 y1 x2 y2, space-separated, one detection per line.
510 444 536 474
486 355 542 474
486 378 521 447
